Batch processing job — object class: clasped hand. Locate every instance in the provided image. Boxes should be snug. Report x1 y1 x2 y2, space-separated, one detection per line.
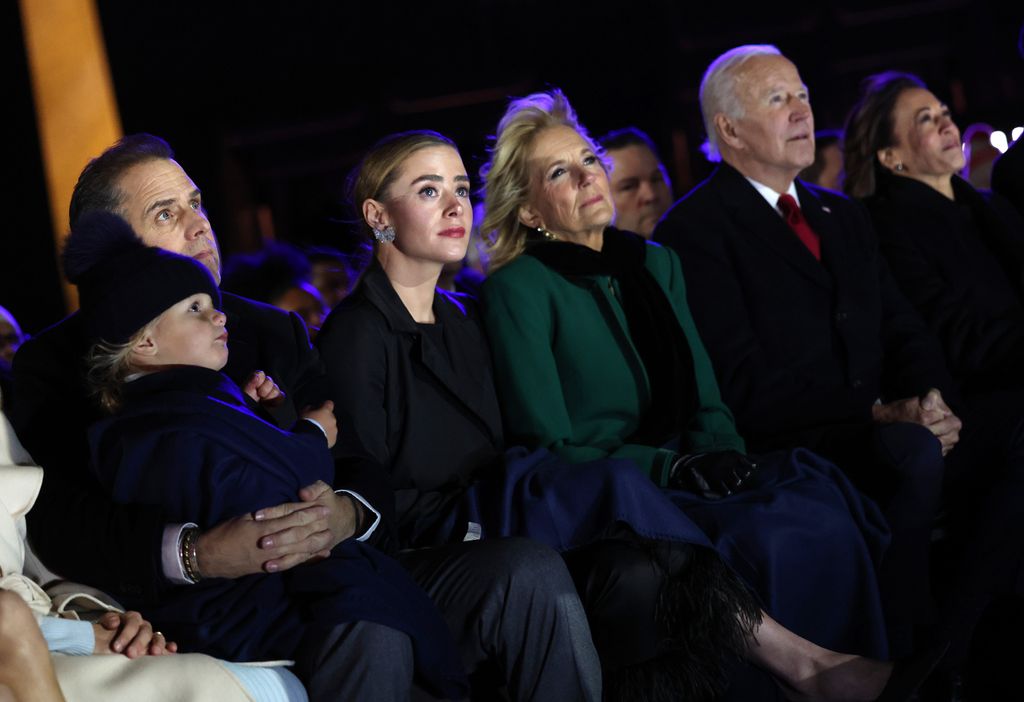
669 450 758 499
871 388 961 456
196 480 362 578
93 610 176 658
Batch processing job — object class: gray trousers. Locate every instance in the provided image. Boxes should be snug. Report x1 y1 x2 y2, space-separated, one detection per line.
296 537 601 701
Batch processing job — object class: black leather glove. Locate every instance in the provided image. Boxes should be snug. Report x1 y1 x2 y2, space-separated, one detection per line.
668 450 758 499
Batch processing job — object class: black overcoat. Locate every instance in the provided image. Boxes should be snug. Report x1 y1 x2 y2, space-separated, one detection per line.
316 261 503 550
866 172 1024 394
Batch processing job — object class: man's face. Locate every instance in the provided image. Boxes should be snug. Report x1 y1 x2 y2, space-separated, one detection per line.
608 144 673 238
722 55 815 191
116 159 222 282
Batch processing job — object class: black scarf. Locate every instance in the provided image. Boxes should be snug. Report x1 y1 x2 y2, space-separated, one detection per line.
524 226 699 446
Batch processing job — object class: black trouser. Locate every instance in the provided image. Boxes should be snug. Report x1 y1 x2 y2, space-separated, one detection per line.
296 537 601 702
811 421 945 657
399 537 602 702
934 390 1024 670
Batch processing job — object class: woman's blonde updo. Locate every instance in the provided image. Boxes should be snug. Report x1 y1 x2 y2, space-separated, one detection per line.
480 90 607 270
346 130 458 241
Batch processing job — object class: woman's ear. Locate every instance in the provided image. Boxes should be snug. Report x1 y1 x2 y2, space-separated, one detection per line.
518 203 541 230
877 147 899 172
362 199 388 232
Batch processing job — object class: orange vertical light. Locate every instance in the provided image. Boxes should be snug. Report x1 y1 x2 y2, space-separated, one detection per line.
19 0 122 311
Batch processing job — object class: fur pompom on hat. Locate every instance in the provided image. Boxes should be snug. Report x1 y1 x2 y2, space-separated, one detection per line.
63 211 221 344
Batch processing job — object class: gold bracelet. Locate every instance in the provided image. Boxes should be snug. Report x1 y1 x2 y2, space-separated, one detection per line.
180 527 203 583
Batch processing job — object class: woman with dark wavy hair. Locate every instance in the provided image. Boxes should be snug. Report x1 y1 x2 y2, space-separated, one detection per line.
845 70 1024 694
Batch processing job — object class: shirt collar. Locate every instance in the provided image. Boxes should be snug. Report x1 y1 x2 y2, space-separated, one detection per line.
744 176 800 215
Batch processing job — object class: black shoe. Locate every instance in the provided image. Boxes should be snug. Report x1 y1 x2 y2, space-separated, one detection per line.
876 641 951 702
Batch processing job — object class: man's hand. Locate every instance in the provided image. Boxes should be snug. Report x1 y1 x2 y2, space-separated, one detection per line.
195 502 333 577
871 388 961 455
301 401 338 448
93 611 177 658
242 370 285 408
299 480 363 546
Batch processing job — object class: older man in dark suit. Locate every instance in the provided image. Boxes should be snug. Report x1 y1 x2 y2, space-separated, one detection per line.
655 45 1024 689
11 135 601 701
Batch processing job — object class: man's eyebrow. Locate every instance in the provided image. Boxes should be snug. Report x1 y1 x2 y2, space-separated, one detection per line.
144 198 175 217
143 189 201 217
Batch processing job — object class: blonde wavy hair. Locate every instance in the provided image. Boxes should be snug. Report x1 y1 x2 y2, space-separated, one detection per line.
480 89 608 271
86 324 151 413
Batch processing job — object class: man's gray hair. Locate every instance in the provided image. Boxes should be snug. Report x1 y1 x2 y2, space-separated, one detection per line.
699 44 782 162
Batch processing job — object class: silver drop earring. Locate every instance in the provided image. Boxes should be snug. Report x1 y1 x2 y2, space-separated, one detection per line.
373 225 396 244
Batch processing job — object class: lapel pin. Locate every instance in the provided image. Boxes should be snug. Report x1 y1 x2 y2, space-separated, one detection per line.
822 206 831 214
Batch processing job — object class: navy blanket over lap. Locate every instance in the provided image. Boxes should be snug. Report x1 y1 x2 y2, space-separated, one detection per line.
453 446 890 657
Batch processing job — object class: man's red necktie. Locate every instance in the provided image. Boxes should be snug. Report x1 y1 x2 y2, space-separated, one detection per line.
777 193 821 261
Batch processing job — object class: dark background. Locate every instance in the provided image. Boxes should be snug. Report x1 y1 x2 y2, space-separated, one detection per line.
5 0 1022 333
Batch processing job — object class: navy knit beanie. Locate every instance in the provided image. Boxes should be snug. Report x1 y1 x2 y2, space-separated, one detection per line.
63 211 221 344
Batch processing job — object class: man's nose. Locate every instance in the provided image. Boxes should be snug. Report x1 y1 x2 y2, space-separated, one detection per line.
637 181 656 204
185 208 210 239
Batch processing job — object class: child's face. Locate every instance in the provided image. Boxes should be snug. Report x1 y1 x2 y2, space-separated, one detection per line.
137 293 229 372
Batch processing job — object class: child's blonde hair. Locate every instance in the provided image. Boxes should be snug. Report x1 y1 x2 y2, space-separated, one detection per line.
86 322 153 413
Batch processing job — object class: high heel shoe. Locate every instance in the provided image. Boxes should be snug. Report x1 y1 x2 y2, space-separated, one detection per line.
875 640 950 702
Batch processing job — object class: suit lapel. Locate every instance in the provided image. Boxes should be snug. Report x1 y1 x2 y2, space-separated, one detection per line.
715 165 833 290
424 294 503 438
798 181 847 286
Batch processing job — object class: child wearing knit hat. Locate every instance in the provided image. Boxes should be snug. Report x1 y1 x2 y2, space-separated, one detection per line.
63 212 468 699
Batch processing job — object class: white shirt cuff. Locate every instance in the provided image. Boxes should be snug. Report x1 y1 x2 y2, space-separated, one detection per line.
162 522 199 585
301 417 327 439
335 490 380 541
38 616 94 655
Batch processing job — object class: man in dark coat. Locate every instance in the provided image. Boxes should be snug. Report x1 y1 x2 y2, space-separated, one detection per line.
654 44 1024 687
11 135 601 701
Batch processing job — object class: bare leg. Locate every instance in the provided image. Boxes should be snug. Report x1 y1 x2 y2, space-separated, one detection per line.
746 612 893 702
0 592 65 702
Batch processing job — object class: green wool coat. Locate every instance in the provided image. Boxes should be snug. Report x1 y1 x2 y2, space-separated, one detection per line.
481 238 745 487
